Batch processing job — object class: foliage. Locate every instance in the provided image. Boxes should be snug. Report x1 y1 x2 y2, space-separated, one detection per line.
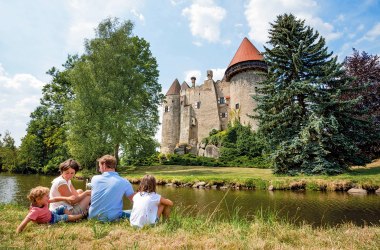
66 17 163 168
0 131 18 172
254 13 373 175
16 56 76 174
343 49 380 158
159 153 221 167
218 122 269 167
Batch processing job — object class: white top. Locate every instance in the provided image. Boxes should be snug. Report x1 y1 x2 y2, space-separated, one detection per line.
49 175 73 210
130 192 161 228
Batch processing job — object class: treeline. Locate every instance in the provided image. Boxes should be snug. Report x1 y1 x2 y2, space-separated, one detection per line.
1 14 379 175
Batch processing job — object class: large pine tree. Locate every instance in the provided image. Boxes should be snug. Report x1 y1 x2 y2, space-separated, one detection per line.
254 14 370 175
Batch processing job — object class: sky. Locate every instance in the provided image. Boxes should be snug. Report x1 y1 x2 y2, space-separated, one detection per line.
0 0 380 146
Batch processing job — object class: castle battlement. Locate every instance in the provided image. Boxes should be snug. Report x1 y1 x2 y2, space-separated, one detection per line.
160 38 267 156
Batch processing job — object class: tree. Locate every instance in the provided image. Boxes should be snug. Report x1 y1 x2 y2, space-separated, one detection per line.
254 14 370 175
0 131 18 171
343 49 380 158
17 55 77 173
66 18 163 167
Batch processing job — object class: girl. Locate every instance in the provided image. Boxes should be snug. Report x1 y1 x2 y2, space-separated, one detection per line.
130 174 173 228
16 186 83 233
50 159 91 216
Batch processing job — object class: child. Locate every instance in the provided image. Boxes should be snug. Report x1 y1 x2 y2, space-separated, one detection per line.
16 186 83 233
130 175 173 228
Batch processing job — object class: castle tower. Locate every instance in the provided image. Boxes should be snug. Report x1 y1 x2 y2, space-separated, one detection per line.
225 37 267 129
160 79 181 154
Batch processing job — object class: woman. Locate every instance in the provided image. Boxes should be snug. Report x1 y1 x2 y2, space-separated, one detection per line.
49 159 91 216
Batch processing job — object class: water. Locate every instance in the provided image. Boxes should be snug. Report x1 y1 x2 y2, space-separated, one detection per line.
1 173 379 227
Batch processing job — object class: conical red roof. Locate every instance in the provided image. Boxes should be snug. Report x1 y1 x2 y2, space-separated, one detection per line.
166 79 181 95
227 37 263 68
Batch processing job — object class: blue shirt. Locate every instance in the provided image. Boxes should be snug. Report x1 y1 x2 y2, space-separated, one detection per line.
88 171 134 222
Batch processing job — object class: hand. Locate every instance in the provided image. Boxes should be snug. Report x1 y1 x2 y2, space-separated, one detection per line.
84 190 91 196
67 195 77 205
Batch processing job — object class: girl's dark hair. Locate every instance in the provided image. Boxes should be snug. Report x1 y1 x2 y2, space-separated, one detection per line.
59 159 80 173
139 174 156 193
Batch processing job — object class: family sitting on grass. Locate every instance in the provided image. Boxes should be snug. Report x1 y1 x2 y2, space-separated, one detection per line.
16 155 173 233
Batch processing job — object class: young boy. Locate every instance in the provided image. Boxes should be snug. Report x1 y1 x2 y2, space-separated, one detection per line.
16 186 83 233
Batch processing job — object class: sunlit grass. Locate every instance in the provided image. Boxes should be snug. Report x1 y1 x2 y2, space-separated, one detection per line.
112 159 380 191
1 203 379 249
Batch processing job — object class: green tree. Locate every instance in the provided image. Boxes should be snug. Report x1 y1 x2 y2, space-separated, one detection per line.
0 131 18 171
17 56 77 173
67 18 162 167
255 14 369 175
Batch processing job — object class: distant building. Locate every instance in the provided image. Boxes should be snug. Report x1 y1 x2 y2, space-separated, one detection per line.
160 37 267 155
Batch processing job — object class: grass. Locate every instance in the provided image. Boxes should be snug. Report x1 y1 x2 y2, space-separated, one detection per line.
1 203 379 249
107 159 380 191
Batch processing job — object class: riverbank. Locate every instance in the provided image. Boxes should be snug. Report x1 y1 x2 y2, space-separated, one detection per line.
79 159 380 193
1 204 379 249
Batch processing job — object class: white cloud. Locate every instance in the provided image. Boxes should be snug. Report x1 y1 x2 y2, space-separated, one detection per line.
184 70 202 84
65 0 143 53
244 0 340 46
0 65 44 146
131 9 145 22
183 68 225 84
210 68 226 81
182 0 226 43
364 23 380 41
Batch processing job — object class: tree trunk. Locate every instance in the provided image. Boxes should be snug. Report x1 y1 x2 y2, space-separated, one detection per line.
114 143 119 166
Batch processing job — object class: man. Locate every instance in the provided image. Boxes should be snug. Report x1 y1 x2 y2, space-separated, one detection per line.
88 155 134 222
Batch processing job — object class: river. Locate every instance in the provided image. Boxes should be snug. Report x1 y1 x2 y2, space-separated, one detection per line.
1 173 379 227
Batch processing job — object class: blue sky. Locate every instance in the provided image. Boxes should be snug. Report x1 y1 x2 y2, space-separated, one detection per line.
1 0 379 146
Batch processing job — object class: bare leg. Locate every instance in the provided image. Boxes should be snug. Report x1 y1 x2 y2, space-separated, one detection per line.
67 214 83 222
77 195 91 215
157 204 171 221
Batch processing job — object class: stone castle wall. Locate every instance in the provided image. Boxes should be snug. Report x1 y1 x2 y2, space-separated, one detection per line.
160 94 181 154
161 69 264 155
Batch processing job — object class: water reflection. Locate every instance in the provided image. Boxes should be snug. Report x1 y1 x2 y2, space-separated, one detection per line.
1 173 379 227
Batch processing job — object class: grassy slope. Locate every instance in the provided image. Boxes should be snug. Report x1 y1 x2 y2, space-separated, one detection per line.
1 203 379 250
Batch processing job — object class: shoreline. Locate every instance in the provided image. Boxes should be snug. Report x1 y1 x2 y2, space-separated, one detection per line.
76 159 380 194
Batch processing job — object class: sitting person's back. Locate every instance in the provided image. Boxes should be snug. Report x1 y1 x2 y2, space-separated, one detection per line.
88 155 134 222
130 174 173 228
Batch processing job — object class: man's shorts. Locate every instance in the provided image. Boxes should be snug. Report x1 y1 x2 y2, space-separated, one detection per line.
121 210 131 219
50 205 69 224
70 204 87 216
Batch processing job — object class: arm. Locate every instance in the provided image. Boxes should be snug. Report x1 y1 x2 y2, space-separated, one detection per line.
69 183 79 196
57 185 90 205
16 216 32 233
160 197 173 207
127 192 135 203
49 195 76 204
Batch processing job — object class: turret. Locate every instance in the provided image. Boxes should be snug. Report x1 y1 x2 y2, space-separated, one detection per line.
160 79 181 154
226 37 267 129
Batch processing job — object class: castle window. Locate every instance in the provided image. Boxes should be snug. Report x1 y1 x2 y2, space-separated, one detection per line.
164 106 170 112
191 117 196 126
194 101 200 109
218 97 225 104
235 103 240 109
220 112 228 118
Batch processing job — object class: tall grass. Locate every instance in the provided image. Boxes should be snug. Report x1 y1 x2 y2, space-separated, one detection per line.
1 203 380 249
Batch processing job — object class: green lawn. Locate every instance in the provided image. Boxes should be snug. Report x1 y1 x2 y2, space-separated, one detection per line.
114 159 380 191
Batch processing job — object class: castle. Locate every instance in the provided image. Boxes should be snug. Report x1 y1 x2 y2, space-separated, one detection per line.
160 37 267 156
